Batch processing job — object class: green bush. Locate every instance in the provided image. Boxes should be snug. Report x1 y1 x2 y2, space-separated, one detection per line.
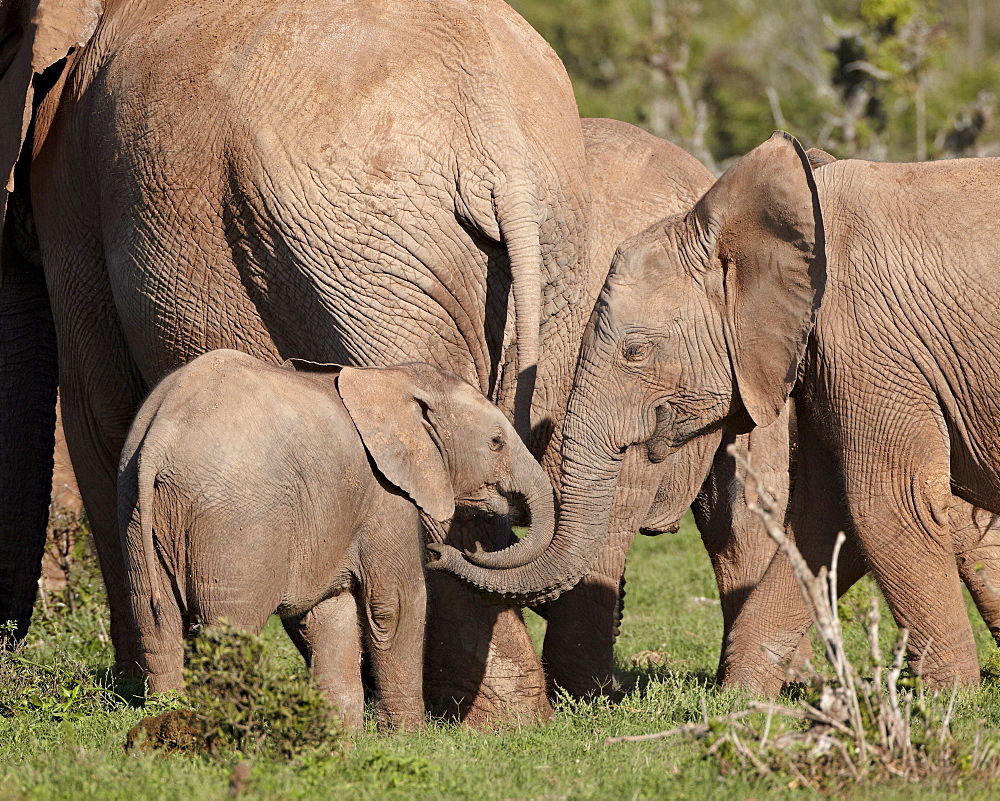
0 624 123 721
180 624 347 760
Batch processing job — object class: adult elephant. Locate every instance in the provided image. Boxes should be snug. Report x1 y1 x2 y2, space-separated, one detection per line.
1 0 592 724
438 132 1000 692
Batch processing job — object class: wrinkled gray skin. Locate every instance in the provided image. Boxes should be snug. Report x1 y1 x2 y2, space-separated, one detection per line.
443 119 792 696
456 132 1000 694
542 123 798 694
443 132 1000 695
119 352 555 732
1 0 591 723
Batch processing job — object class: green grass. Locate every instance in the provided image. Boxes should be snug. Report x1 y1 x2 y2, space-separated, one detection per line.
1 515 998 800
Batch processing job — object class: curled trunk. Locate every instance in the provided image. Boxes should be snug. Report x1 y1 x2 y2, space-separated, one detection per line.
464 447 555 570
429 438 623 606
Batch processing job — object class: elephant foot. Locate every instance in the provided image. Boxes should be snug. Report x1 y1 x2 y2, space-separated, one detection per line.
719 630 807 698
906 639 981 691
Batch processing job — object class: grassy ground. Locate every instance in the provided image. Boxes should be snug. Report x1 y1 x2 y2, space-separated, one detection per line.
1 515 998 800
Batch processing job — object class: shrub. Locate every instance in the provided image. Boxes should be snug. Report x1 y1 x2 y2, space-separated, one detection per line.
130 624 347 760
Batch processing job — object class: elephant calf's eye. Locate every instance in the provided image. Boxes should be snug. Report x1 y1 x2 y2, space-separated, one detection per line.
490 434 505 452
622 340 653 363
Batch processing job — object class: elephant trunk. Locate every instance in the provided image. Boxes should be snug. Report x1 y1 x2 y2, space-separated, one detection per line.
0 259 58 643
429 404 624 606
463 447 555 570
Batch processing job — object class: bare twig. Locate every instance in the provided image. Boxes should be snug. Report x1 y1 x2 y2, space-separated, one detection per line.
608 443 1000 787
605 710 755 744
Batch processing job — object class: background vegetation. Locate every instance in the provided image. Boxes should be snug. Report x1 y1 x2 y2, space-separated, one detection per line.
510 0 1000 170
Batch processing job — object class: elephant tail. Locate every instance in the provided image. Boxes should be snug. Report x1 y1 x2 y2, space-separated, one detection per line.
135 447 164 625
496 191 543 446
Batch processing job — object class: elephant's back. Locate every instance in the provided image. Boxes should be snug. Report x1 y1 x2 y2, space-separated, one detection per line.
99 0 571 156
137 351 368 509
582 119 714 302
815 157 1000 294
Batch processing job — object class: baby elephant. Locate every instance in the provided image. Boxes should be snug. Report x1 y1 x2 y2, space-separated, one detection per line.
117 350 554 731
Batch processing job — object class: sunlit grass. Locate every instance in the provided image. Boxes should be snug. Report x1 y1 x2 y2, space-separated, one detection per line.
0 514 997 799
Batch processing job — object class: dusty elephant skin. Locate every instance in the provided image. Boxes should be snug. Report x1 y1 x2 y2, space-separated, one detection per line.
465 130 1000 696
533 119 717 698
0 0 593 723
437 118 793 698
119 352 555 731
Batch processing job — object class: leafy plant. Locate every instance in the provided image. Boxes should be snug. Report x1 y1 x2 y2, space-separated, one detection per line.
179 623 346 759
0 623 123 721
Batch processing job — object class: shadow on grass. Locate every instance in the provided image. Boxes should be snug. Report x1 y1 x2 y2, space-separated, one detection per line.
616 663 718 698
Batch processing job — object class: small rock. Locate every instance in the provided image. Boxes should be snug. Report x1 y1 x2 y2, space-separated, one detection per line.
630 650 668 667
690 596 720 606
229 761 252 796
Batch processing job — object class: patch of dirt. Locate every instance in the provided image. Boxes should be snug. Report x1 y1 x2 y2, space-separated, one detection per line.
124 709 204 754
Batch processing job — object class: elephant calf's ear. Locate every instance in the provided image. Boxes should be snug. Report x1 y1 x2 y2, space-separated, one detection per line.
694 131 825 428
805 148 837 170
338 366 455 523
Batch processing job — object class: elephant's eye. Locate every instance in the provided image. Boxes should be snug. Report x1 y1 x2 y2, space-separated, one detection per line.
622 340 653 363
490 434 505 452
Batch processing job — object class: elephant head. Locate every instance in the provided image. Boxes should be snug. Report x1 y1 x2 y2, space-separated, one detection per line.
334 363 555 560
432 132 824 603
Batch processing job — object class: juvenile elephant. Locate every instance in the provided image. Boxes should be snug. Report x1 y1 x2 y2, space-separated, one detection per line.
1 0 591 722
507 119 792 696
118 351 554 731
537 118 721 695
442 132 1000 693
440 131 1000 696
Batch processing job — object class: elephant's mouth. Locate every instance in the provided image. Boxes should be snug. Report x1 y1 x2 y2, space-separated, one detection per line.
456 486 528 523
498 489 530 526
645 403 678 463
639 519 681 536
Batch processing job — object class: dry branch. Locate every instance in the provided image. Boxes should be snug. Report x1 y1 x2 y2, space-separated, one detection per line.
606 443 1000 789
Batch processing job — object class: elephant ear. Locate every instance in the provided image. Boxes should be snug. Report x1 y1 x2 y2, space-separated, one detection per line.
805 148 837 170
693 131 825 428
1 0 102 276
338 365 455 523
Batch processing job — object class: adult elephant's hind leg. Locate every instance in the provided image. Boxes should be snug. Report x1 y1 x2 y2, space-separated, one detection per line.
47 253 148 677
60 357 147 677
